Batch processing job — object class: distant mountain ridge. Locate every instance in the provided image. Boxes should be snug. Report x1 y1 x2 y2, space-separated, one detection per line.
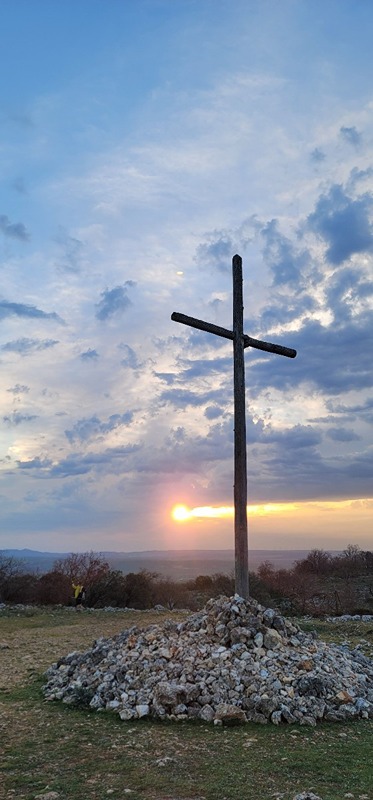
2 548 237 558
0 547 332 580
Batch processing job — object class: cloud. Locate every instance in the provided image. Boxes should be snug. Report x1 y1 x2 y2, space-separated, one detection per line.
307 184 373 264
0 214 30 241
65 412 134 443
54 227 84 273
326 397 373 424
172 328 230 352
17 444 141 479
249 439 373 503
238 415 371 504
116 409 264 486
166 426 186 445
16 457 52 470
328 397 373 415
340 126 362 146
139 418 237 475
118 343 141 369
95 282 135 321
258 294 316 329
1 338 59 355
264 424 321 449
7 384 30 394
348 166 373 191
154 372 178 385
196 233 235 273
3 411 38 425
310 148 326 163
159 387 229 410
204 404 225 420
326 427 360 442
1 5 373 547
247 312 373 396
175 355 232 382
325 266 373 324
195 218 259 273
0 301 64 324
52 446 141 477
261 219 312 286
80 348 99 361
346 449 373 481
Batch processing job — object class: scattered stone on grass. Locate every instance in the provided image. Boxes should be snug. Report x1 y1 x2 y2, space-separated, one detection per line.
293 793 323 800
43 595 373 726
155 756 177 767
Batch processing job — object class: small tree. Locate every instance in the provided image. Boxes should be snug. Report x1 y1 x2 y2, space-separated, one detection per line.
122 570 157 609
37 570 72 605
4 572 39 604
257 560 276 584
294 549 333 576
335 544 365 579
362 550 373 573
53 551 110 592
86 570 127 608
0 555 24 602
151 577 190 610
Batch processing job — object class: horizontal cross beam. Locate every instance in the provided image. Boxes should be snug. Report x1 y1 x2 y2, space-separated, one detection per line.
171 312 297 359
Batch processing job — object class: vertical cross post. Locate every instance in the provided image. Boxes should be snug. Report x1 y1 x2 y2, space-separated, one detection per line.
232 254 249 598
171 255 296 598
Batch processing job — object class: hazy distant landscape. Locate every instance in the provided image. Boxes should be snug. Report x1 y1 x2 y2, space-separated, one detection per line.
1 548 333 580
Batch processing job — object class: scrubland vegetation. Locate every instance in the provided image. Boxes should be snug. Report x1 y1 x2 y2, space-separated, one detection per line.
1 545 372 616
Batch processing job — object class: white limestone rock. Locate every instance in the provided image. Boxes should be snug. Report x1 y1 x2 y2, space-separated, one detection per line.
42 595 373 726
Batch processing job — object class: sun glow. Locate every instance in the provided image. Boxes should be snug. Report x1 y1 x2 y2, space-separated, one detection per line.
171 502 298 522
172 504 234 522
171 499 373 523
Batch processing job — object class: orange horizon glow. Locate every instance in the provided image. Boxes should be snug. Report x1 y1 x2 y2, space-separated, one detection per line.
171 502 297 521
171 498 373 523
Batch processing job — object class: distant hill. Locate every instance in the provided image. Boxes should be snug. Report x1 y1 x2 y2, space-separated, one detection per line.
0 548 327 579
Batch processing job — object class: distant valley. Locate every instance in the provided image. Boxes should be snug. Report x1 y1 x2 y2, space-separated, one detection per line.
0 548 334 580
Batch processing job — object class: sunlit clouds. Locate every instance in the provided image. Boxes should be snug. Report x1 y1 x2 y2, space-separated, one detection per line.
171 499 371 523
1 2 373 552
170 499 373 552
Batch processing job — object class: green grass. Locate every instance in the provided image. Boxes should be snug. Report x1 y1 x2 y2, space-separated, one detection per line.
0 606 186 632
299 618 373 657
2 688 372 800
1 607 373 800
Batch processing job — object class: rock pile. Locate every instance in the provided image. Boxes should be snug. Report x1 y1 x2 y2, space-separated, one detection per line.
43 595 373 726
327 613 373 622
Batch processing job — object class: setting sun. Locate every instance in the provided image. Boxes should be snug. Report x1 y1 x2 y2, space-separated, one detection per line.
171 505 191 521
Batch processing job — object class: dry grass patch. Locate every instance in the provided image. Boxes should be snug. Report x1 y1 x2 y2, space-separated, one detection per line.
0 608 187 691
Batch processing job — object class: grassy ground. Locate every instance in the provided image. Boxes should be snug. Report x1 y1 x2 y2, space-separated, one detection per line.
0 607 372 800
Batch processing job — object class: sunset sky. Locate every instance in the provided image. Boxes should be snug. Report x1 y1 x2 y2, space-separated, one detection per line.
1 0 372 554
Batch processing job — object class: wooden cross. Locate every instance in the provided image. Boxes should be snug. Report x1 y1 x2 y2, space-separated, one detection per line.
171 254 297 599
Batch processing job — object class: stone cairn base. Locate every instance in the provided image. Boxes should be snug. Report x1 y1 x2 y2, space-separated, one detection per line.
43 595 373 726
